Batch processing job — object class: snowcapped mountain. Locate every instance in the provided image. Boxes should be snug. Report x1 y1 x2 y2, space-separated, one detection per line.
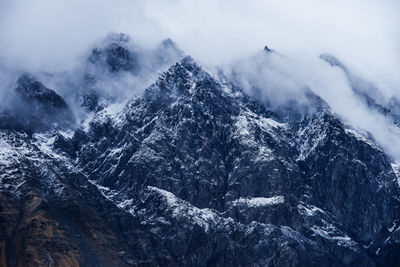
1 34 400 266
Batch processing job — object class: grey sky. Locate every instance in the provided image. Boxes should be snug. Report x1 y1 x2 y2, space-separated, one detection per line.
1 0 400 160
0 1 398 77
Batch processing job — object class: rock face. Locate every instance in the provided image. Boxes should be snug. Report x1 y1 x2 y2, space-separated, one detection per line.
1 37 400 266
0 74 74 133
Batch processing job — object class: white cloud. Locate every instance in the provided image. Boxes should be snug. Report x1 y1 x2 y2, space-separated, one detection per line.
1 0 398 81
1 0 400 160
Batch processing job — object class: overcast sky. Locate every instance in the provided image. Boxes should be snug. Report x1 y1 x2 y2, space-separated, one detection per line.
0 1 398 77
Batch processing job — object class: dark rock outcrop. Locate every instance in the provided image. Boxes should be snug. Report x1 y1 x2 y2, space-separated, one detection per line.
0 75 74 133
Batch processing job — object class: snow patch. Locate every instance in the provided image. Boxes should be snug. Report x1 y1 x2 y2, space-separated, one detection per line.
311 224 357 249
260 117 286 129
345 128 380 151
147 186 219 232
32 133 62 160
97 102 126 127
388 220 398 232
391 163 400 188
297 203 326 217
230 196 285 207
297 123 327 161
0 137 16 166
88 180 118 200
234 110 285 162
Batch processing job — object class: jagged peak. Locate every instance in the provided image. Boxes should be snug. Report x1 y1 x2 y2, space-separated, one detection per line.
160 55 202 78
160 38 176 48
159 38 184 54
264 45 274 53
154 38 185 67
15 74 68 109
136 55 224 106
180 55 196 68
0 74 75 133
16 74 49 94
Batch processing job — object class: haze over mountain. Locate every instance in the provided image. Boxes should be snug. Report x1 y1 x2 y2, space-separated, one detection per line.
0 1 400 266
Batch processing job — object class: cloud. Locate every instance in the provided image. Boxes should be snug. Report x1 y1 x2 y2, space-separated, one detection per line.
225 47 400 161
144 0 399 74
0 0 400 160
1 0 398 81
0 0 164 72
2 0 397 100
142 0 400 161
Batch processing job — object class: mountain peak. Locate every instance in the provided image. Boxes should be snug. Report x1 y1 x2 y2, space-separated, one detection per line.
0 74 75 132
180 55 196 68
264 45 273 53
160 38 175 48
15 74 68 109
88 33 137 73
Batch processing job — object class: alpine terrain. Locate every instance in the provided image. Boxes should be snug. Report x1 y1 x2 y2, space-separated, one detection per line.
1 33 400 267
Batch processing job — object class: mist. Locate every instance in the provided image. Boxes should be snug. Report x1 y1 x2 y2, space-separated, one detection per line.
0 0 400 160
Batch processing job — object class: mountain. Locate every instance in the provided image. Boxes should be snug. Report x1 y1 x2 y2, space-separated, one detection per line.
1 35 400 266
0 74 75 133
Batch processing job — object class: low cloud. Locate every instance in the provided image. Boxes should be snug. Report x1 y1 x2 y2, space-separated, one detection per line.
225 49 400 161
0 0 400 160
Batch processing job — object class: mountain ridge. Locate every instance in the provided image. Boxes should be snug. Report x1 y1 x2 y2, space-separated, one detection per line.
0 34 400 266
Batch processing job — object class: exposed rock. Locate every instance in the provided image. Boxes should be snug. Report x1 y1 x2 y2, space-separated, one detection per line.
0 75 74 133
